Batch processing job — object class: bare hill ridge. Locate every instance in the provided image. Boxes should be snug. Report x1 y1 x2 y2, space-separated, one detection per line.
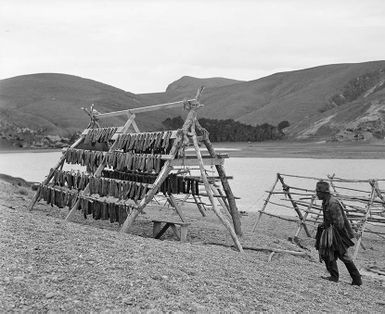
165 76 243 94
139 60 385 141
0 73 155 136
1 61 385 148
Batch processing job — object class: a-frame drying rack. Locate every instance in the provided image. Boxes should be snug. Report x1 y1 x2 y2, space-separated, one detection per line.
29 88 244 252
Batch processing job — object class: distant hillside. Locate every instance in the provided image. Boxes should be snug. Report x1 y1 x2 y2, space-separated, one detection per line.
1 61 385 149
139 76 243 108
0 73 162 135
138 61 385 141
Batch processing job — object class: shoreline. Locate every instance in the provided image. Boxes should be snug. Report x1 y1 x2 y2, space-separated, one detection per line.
0 148 62 154
1 140 385 159
213 141 385 159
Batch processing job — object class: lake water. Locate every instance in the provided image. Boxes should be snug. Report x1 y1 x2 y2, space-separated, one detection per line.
1 152 384 214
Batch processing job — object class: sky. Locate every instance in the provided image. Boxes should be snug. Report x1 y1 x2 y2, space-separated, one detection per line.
1 0 385 93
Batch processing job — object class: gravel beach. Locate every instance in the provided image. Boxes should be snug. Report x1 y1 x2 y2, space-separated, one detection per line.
0 177 384 312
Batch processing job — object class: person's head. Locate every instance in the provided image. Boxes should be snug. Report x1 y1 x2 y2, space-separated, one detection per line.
316 181 330 200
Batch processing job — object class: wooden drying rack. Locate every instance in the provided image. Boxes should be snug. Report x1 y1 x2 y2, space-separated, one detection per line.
29 88 244 252
252 172 385 259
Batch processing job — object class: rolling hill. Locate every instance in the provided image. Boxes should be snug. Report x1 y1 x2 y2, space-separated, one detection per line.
0 73 165 136
1 60 385 148
138 60 385 141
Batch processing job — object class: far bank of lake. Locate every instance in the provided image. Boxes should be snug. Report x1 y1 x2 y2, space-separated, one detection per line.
211 141 385 159
1 140 385 159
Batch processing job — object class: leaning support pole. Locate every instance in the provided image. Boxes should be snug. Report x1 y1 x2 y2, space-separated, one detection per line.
191 124 244 253
192 194 206 217
29 135 85 211
252 175 279 232
120 164 173 233
353 181 376 260
168 194 186 222
294 195 315 238
277 173 311 237
198 127 242 236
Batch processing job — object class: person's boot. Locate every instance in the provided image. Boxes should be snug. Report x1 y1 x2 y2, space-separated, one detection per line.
324 260 339 282
321 276 338 282
345 260 362 286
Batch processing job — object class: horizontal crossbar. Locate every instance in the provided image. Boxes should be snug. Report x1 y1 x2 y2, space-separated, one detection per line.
94 99 197 119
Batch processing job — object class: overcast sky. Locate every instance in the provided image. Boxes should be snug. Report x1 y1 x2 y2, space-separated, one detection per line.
1 0 384 93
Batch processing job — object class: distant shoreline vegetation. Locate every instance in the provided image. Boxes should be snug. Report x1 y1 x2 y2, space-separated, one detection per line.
162 116 289 142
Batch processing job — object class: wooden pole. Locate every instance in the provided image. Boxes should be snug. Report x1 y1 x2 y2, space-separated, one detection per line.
94 98 195 119
191 124 243 253
29 135 85 211
252 175 279 232
294 195 315 238
192 194 207 217
122 113 137 133
277 173 311 237
131 119 140 133
353 181 376 260
168 194 186 222
372 180 385 210
199 133 242 236
120 160 174 233
210 184 232 220
213 184 230 212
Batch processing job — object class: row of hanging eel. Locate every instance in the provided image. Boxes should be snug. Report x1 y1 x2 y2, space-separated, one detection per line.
84 127 118 144
52 169 90 190
65 148 166 174
38 184 78 209
79 196 133 224
101 170 200 196
51 168 150 201
88 176 150 201
65 148 104 172
105 151 164 174
160 174 200 195
115 130 173 154
102 169 157 184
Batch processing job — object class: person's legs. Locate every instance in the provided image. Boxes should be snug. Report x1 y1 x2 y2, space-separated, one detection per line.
339 252 362 285
324 258 339 281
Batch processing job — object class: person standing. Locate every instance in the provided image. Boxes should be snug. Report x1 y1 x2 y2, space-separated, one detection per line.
315 181 362 286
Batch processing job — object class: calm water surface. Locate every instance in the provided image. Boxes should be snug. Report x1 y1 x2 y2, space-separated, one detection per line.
1 152 384 213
